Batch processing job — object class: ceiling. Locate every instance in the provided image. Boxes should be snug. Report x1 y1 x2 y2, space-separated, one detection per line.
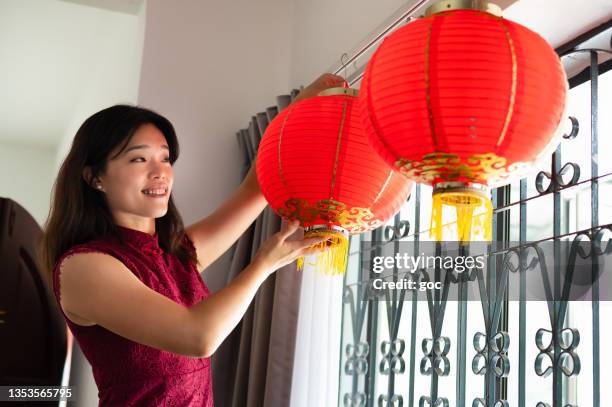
504 0 611 48
503 0 612 79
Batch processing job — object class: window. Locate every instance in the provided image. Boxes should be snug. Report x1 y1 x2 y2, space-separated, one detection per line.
339 32 612 407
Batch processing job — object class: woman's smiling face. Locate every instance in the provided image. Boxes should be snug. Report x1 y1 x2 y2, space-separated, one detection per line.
97 123 174 227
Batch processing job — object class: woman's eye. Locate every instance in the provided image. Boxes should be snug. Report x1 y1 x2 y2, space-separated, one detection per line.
130 156 170 163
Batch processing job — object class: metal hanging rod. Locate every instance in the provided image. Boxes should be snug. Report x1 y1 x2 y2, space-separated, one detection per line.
332 0 433 85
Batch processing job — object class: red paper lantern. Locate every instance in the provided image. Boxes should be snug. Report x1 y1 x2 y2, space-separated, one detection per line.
257 87 413 274
359 0 567 241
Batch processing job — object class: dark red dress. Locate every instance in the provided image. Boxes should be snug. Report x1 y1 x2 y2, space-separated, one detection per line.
51 225 214 407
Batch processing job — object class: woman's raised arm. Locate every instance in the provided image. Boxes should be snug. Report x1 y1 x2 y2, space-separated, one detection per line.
185 163 267 272
58 222 328 357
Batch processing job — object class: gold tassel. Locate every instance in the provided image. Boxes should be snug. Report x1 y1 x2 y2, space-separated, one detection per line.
430 189 492 242
296 227 349 275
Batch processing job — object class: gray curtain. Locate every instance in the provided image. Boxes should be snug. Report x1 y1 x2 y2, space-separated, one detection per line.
212 90 305 407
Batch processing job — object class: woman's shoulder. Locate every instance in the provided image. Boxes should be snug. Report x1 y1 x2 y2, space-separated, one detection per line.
52 238 131 327
55 231 193 273
59 236 113 256
54 236 133 274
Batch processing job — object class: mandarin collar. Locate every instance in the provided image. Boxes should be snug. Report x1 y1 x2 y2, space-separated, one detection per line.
116 225 163 256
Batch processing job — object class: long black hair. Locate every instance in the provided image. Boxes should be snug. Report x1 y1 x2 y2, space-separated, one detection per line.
39 105 197 286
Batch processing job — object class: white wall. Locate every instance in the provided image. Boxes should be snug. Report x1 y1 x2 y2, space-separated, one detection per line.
138 0 293 291
289 0 410 87
0 142 56 226
54 1 147 167
0 0 147 227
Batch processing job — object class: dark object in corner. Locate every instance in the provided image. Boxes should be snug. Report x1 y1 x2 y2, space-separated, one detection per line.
0 198 67 405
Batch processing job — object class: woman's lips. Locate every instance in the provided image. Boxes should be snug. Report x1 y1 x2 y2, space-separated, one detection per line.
142 188 168 198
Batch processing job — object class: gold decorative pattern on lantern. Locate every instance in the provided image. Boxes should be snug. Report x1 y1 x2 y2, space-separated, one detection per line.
394 152 516 184
277 198 382 233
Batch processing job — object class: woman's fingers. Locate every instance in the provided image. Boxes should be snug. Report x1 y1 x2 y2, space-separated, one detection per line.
286 236 330 254
302 236 329 247
300 244 332 257
294 73 347 103
278 222 335 260
278 220 300 241
323 73 345 87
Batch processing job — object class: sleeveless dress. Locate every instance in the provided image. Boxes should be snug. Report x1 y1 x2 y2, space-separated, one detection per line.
51 225 214 407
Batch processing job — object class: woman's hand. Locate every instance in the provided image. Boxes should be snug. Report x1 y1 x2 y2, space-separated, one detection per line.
293 73 346 104
253 220 330 275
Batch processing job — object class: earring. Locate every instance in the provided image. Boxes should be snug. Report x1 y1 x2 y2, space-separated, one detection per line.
96 184 103 190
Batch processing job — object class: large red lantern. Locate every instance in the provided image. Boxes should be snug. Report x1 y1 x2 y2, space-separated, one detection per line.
359 0 567 241
257 87 413 274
